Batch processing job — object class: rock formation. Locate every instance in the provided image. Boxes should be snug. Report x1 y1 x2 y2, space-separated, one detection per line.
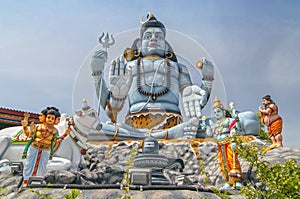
0 139 299 198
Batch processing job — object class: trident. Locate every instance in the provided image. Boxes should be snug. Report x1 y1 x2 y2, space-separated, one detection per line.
97 32 115 116
99 32 115 51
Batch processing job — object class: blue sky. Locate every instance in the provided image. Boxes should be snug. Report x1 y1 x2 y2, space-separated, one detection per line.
0 0 299 148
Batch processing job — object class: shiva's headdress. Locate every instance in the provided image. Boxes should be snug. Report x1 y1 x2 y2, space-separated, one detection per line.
140 12 166 37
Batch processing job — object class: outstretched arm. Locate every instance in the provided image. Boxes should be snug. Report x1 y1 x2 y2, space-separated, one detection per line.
106 56 132 122
180 58 214 119
229 102 243 132
55 124 71 143
90 50 110 111
198 58 214 104
21 113 35 138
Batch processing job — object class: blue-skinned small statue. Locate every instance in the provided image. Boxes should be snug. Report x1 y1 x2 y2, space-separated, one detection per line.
89 13 214 141
206 97 244 190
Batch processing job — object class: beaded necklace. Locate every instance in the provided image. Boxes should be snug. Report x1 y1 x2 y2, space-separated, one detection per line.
136 57 171 101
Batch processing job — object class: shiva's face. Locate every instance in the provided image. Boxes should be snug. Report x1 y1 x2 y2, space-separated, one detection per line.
214 108 225 120
141 27 166 57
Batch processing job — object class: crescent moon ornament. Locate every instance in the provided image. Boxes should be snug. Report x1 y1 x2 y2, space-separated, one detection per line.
140 12 153 24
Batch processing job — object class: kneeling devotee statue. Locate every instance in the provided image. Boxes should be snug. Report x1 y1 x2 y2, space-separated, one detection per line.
259 94 283 148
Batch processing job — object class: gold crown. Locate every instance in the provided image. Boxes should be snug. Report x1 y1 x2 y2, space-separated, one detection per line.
213 97 224 109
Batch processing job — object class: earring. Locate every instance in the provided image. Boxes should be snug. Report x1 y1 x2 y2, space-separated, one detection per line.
124 48 134 61
135 50 141 57
165 51 173 59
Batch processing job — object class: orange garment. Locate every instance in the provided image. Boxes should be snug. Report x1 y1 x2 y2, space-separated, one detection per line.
125 112 182 130
268 118 283 136
217 141 242 184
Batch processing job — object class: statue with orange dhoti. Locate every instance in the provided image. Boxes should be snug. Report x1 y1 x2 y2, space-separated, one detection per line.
210 97 244 190
259 95 283 148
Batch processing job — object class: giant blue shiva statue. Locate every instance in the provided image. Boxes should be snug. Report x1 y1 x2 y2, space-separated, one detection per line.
88 13 214 141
